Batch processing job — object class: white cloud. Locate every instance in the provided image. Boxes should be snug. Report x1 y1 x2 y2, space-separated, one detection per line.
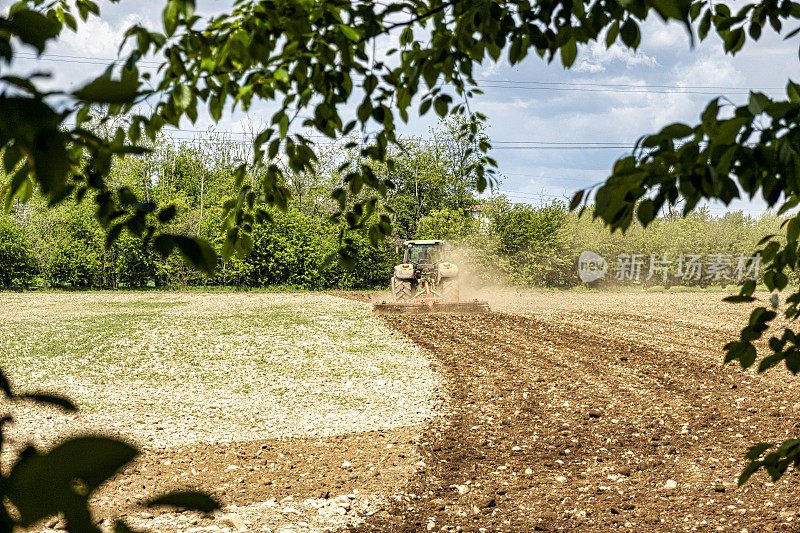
574 41 658 73
573 61 605 73
672 50 744 88
641 20 692 50
481 58 510 78
60 13 150 57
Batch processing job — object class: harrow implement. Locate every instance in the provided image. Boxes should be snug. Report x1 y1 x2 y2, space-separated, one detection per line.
373 278 490 315
372 299 491 315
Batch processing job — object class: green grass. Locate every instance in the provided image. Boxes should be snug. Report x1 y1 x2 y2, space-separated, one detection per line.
0 292 431 423
1 284 390 294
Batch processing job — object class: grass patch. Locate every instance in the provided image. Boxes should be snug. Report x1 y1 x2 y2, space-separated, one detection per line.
0 292 431 425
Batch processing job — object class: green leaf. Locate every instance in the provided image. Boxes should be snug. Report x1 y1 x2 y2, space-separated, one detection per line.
660 123 694 138
153 235 176 258
74 73 140 104
163 0 180 35
357 101 372 123
105 223 124 249
741 279 757 297
787 216 800 242
699 10 712 39
279 114 289 138
749 21 762 40
209 93 224 121
620 19 641 48
759 351 786 372
147 491 220 512
605 21 620 47
434 97 447 118
157 205 178 223
560 38 577 68
739 344 757 368
724 27 746 53
6 10 61 53
723 295 756 303
274 68 289 83
337 24 360 42
170 236 218 275
636 199 656 225
788 80 800 103
419 99 432 115
0 75 41 95
738 460 762 486
654 0 691 21
569 190 584 210
747 92 770 115
0 97 70 198
174 85 192 110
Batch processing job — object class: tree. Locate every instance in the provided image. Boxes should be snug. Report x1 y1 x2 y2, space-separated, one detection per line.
4 0 800 494
386 118 488 237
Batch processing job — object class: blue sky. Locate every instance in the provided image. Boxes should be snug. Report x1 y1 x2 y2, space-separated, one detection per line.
5 0 799 215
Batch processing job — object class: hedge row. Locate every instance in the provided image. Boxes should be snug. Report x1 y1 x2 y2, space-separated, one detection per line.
0 207 394 290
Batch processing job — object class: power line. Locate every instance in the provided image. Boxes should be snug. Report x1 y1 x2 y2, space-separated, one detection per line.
503 191 568 200
11 53 779 96
118 126 642 147
498 173 598 183
14 52 161 68
157 131 639 150
163 137 636 150
477 82 752 96
121 127 642 145
491 145 634 150
474 78 782 91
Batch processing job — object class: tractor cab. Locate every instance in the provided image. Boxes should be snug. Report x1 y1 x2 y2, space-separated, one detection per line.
403 240 445 265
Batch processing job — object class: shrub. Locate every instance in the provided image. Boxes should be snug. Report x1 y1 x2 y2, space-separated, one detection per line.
114 233 164 287
0 214 37 289
44 210 108 288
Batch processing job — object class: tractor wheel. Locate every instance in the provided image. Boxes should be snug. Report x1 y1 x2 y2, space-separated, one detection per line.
392 277 412 301
440 279 459 301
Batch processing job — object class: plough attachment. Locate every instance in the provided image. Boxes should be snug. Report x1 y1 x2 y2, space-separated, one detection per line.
372 299 491 315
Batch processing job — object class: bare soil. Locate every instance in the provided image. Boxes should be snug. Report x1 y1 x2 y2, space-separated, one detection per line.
94 427 422 531
354 293 800 532
23 291 800 532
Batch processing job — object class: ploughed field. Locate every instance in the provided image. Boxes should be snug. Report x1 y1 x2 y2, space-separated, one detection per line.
3 291 800 532
356 293 800 532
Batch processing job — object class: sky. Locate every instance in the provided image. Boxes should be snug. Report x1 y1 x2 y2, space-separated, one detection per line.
5 0 800 215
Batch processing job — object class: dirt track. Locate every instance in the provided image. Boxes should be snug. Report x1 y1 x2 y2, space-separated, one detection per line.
355 296 800 532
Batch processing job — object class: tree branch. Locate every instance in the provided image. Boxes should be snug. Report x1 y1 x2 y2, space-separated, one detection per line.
358 0 459 44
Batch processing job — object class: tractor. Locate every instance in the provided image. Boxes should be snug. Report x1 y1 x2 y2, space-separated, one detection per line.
373 239 490 315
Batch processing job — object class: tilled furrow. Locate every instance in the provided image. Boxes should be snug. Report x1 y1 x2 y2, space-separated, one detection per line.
358 311 800 532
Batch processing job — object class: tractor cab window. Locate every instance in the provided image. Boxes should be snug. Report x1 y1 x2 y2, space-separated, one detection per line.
408 244 440 264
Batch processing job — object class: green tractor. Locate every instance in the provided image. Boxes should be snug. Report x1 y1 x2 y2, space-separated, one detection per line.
373 240 490 315
391 240 459 302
